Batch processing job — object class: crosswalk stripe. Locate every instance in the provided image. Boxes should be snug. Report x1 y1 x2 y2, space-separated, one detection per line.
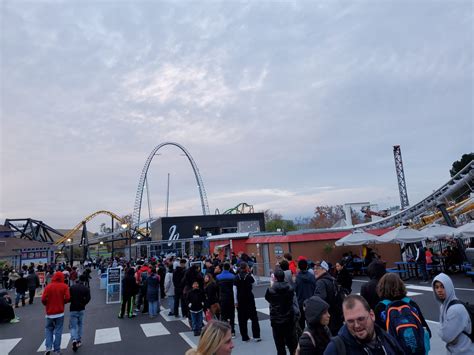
37 333 71 352
179 332 198 348
94 327 121 345
0 338 21 355
140 322 171 337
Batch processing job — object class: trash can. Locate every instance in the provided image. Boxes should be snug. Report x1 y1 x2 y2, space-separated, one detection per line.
100 273 107 290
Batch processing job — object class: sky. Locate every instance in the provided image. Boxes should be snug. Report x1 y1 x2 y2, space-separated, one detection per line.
1 0 473 232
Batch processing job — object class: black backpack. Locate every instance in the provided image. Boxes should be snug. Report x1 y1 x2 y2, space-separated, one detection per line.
447 299 474 342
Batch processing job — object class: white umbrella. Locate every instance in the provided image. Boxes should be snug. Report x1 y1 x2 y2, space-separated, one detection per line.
455 221 474 239
420 223 457 241
335 229 381 246
378 225 427 244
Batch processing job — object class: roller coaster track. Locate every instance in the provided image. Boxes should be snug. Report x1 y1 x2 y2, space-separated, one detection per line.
54 210 125 246
222 202 255 214
361 160 474 230
132 142 210 227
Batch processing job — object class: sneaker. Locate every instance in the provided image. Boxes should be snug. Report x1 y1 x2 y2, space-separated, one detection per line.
167 312 174 316
44 351 51 355
9 317 20 323
118 315 123 319
72 341 77 352
76 342 82 349
253 337 262 342
193 331 200 336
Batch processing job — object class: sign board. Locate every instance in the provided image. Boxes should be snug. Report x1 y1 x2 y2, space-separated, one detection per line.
106 267 122 304
37 272 46 286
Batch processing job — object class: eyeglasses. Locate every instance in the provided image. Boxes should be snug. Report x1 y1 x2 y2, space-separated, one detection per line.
345 315 370 326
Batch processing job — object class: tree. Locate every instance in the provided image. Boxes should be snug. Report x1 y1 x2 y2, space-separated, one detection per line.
309 205 345 229
262 209 297 232
450 153 474 177
309 205 367 229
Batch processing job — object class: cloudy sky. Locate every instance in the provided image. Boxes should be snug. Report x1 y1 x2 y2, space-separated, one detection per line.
1 0 472 232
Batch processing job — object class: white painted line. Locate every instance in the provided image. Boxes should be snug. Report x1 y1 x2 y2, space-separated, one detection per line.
454 287 474 292
179 332 198 348
140 322 171 337
37 333 70 352
257 308 270 315
406 285 433 291
94 327 121 345
37 333 71 352
426 320 440 325
181 319 191 328
0 338 21 355
160 309 186 322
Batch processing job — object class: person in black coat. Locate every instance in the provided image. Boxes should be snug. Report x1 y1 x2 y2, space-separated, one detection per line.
295 259 316 331
234 262 260 342
360 261 386 310
69 275 91 350
335 261 352 294
119 268 139 318
186 281 205 336
172 259 187 317
0 290 18 323
265 269 296 355
203 273 220 319
298 296 331 355
14 272 27 307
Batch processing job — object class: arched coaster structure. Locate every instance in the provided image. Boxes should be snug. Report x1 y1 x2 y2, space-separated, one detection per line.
132 142 210 228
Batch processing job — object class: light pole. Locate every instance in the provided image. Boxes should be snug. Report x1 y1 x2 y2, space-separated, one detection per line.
67 238 73 266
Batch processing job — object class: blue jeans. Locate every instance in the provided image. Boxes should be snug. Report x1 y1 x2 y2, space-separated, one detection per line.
15 292 25 306
190 311 203 333
69 310 84 342
148 301 159 316
45 316 64 352
167 296 174 312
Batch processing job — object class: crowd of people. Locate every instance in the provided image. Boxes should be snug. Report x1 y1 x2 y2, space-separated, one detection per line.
1 249 473 355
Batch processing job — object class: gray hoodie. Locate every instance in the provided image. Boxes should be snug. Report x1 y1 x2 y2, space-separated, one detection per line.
432 273 474 354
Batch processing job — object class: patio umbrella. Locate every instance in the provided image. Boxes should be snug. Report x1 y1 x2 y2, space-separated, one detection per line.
455 221 474 239
378 225 427 244
420 223 457 241
335 229 381 246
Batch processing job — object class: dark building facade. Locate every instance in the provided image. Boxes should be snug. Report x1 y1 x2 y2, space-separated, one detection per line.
150 213 265 242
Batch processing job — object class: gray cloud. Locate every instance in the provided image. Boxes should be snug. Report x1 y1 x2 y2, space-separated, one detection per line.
1 1 472 229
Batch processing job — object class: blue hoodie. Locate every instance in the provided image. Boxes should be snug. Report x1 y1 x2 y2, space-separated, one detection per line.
432 273 474 354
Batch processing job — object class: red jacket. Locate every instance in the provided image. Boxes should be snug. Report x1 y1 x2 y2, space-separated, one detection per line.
41 271 70 316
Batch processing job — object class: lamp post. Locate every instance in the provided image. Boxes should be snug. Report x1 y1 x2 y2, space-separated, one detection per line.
67 238 73 266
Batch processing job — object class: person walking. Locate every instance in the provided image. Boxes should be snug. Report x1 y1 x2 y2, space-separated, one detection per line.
187 281 206 336
432 273 474 354
69 274 91 352
314 260 343 335
295 258 317 332
335 261 352 294
14 272 28 308
173 259 187 317
41 271 71 355
374 273 431 355
216 263 236 337
146 268 161 318
297 296 331 355
8 269 20 290
204 273 220 320
234 262 261 342
26 268 40 305
416 243 429 282
119 268 139 319
185 320 234 355
324 295 403 355
360 260 386 310
164 264 175 316
265 269 297 355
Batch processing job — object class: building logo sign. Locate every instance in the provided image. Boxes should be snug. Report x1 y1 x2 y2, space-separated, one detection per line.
167 225 180 246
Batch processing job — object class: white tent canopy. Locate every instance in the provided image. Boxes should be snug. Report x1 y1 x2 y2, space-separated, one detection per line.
420 223 457 241
335 230 380 246
455 221 474 239
378 226 427 244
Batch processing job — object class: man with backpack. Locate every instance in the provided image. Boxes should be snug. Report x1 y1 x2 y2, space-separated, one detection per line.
324 295 404 355
314 260 343 335
432 273 474 354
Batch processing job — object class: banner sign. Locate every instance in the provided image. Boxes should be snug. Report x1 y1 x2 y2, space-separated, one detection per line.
106 267 122 304
37 272 46 285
